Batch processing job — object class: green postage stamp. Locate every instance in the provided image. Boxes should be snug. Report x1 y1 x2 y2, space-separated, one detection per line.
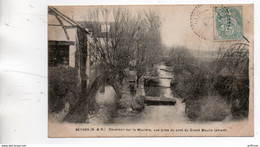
214 6 243 41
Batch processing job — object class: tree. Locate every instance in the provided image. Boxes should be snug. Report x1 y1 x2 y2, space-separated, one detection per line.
84 7 162 97
165 46 197 75
135 10 162 86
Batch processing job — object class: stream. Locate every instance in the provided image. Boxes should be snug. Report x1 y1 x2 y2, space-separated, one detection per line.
92 64 189 124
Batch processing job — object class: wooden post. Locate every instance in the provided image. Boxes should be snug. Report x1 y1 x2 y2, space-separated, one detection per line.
76 28 88 95
69 45 76 67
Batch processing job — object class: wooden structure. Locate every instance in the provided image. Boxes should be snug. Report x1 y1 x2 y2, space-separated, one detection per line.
145 96 176 106
48 7 96 93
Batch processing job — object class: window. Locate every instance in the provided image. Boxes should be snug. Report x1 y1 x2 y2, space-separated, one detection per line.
48 45 69 67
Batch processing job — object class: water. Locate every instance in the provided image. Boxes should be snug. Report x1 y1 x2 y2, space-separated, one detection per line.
89 86 117 124
113 64 189 124
93 64 189 124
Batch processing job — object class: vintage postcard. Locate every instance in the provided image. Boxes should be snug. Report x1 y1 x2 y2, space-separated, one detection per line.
48 4 254 137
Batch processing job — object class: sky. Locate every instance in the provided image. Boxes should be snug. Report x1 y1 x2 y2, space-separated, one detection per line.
49 5 253 52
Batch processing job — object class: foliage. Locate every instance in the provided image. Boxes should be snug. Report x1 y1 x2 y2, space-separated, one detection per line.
48 66 80 113
185 96 231 121
117 94 145 112
63 75 103 123
169 43 249 120
162 46 197 74
215 43 249 119
132 95 146 112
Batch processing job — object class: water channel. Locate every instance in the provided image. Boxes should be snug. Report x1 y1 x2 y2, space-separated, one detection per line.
92 64 189 124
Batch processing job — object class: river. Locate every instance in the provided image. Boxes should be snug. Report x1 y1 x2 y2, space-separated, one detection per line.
92 64 189 124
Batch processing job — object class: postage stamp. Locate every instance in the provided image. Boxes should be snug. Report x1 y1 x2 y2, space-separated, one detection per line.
214 6 243 41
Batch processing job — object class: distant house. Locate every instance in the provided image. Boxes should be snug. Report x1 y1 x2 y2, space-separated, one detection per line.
77 21 114 38
77 21 116 78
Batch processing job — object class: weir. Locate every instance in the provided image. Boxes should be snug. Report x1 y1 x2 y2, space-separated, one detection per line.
144 64 176 106
145 96 176 106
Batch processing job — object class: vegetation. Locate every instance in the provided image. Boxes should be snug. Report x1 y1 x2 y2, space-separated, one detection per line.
48 66 80 114
48 7 250 123
49 8 163 123
166 43 249 121
49 66 101 123
83 8 162 98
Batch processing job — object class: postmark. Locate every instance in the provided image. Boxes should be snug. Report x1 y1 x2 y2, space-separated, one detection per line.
190 5 214 41
214 6 243 41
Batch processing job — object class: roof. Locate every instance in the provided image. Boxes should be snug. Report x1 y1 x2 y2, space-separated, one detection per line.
48 7 90 41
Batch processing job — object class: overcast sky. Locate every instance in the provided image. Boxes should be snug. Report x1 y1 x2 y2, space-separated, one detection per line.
51 5 244 51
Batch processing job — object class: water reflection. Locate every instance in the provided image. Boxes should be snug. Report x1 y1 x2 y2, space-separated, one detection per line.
112 64 189 124
145 65 174 98
92 64 188 124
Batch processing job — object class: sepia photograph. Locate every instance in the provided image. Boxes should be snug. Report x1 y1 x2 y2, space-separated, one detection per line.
47 4 254 137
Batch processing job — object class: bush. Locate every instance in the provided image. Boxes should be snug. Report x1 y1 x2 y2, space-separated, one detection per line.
199 96 230 121
214 43 249 119
161 57 174 66
145 67 158 77
117 94 145 114
185 96 230 121
214 75 249 119
48 66 80 113
63 75 104 123
173 65 212 100
132 95 145 112
170 43 250 121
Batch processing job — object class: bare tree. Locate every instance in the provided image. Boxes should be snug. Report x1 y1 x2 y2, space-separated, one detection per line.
135 10 162 86
84 7 162 97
